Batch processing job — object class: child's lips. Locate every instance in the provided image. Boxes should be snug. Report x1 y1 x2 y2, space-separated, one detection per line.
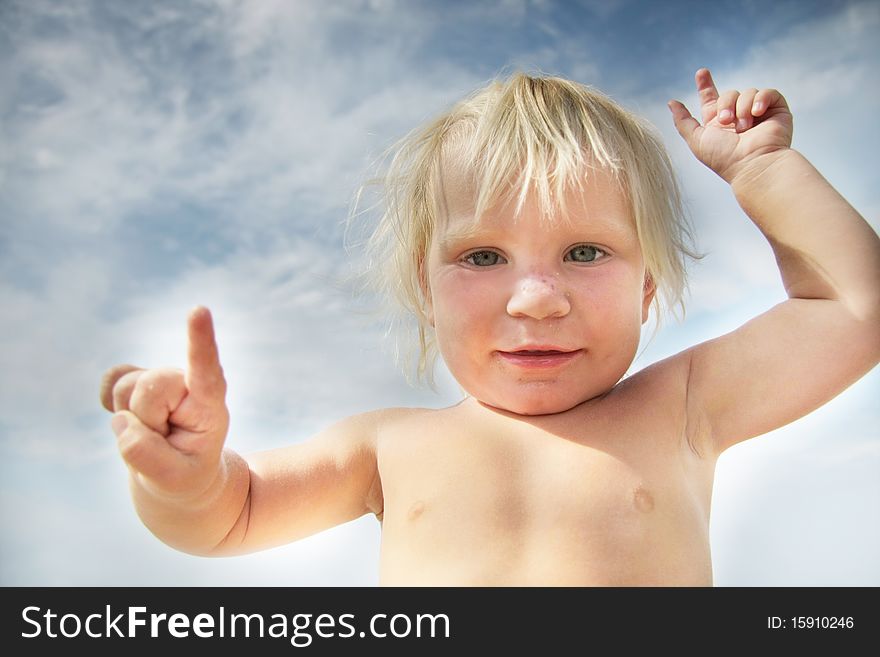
496 348 583 369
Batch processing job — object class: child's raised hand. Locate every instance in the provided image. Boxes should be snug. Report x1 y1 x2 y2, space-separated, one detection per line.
100 307 230 501
668 68 793 184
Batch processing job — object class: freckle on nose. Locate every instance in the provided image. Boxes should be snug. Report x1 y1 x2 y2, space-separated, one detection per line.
522 276 556 293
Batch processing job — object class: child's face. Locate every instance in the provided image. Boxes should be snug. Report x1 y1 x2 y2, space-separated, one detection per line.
426 168 654 415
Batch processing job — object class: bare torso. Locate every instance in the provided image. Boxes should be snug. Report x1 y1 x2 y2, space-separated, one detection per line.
375 366 717 586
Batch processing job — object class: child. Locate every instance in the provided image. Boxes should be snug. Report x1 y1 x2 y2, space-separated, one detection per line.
100 69 880 585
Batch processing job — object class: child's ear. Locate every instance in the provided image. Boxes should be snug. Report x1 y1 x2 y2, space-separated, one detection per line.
641 273 656 324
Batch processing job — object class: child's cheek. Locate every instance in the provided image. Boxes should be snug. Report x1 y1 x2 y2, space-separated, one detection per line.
435 269 500 314
567 266 647 329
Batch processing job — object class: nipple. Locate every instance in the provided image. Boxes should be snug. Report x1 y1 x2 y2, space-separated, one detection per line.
407 500 425 522
633 486 654 513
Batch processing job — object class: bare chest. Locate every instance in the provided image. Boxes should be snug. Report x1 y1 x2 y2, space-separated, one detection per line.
377 406 714 585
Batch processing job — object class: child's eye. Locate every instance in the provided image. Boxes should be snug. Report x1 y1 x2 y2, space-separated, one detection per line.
464 250 506 267
565 244 607 263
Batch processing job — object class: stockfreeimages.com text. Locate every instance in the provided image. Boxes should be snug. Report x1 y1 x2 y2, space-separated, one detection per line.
21 605 450 646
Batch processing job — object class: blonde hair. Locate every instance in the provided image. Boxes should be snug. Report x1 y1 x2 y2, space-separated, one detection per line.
354 72 698 385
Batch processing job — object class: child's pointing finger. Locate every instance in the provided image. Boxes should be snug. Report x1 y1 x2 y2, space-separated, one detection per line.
185 306 226 401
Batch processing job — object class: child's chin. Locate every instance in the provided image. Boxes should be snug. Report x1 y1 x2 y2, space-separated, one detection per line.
511 402 580 416
481 392 588 417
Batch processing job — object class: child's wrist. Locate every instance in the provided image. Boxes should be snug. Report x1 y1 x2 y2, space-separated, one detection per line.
727 148 798 196
131 451 231 510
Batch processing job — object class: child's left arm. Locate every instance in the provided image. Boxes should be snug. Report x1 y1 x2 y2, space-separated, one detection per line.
668 68 880 455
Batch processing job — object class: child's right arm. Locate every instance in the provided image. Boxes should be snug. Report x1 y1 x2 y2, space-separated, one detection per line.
667 70 880 456
99 306 382 556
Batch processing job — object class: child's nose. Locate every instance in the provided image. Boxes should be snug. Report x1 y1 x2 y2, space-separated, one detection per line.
506 273 571 320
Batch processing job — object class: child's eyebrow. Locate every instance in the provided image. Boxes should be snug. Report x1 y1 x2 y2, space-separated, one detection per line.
437 213 634 250
435 222 492 250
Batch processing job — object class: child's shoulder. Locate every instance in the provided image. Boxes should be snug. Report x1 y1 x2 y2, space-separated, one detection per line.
603 349 704 441
613 349 692 403
336 405 443 439
619 347 716 456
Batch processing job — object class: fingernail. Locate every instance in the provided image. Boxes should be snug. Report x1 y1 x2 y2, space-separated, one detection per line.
719 109 733 123
752 101 764 113
111 414 128 437
736 118 749 131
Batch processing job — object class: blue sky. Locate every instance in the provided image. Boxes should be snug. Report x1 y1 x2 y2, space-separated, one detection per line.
1 0 877 586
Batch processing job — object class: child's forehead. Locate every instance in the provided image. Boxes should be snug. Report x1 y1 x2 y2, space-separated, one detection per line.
431 162 479 221
434 160 631 233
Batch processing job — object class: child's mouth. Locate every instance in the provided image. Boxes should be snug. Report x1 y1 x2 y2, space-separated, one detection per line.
497 349 582 368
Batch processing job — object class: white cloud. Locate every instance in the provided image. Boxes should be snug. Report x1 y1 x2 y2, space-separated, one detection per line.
1 0 481 249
